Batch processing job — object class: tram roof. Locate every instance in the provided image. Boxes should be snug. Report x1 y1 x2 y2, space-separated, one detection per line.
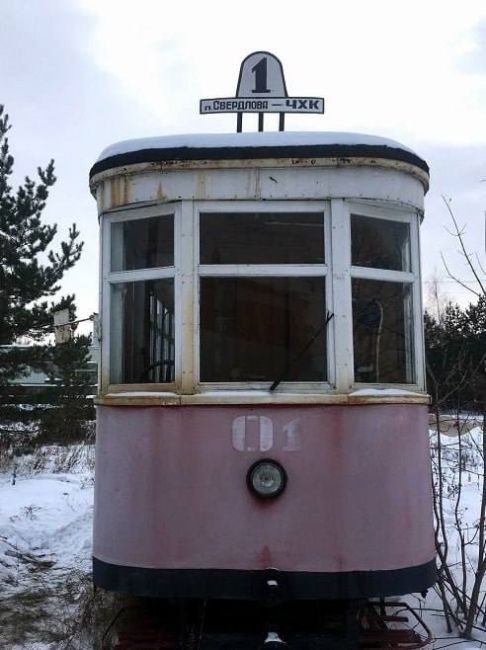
90 131 429 179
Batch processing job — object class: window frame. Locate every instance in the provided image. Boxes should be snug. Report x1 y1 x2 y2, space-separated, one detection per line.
101 203 181 393
194 200 334 392
346 201 425 390
99 199 425 395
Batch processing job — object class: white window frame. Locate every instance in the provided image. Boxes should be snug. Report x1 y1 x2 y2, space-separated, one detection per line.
100 203 181 393
345 201 425 390
194 200 334 393
99 198 425 395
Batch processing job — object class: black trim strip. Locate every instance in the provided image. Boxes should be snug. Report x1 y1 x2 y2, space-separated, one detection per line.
93 557 436 600
89 143 429 179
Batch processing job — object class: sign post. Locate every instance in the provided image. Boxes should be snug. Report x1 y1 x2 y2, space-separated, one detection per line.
200 51 324 132
53 309 71 344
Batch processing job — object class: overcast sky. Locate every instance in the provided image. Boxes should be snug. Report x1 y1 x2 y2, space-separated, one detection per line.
2 0 486 327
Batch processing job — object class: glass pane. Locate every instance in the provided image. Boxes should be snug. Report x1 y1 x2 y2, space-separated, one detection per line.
110 279 175 383
351 215 410 271
200 213 324 264
111 215 174 271
200 277 327 382
352 279 414 383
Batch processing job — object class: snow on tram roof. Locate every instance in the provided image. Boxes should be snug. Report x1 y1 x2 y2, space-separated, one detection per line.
97 131 415 160
90 131 429 178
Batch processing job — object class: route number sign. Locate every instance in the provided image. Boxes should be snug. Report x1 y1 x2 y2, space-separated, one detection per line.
200 51 324 131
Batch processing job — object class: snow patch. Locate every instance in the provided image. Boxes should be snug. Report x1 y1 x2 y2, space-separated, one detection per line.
349 388 426 396
97 130 417 162
0 472 93 576
0 447 95 646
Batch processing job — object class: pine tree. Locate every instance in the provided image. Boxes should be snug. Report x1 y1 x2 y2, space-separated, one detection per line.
425 298 486 412
39 331 95 443
0 105 95 447
0 105 84 384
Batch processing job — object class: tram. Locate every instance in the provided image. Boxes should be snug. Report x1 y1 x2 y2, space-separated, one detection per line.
90 53 435 650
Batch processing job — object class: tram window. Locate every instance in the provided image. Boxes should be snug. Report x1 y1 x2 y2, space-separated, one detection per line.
200 277 326 382
110 279 175 384
200 213 324 264
351 215 410 272
352 279 414 383
111 215 174 271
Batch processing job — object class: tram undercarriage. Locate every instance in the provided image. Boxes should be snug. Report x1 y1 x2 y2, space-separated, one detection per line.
101 598 432 650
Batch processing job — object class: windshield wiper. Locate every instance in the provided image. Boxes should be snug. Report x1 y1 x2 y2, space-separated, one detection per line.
269 311 334 392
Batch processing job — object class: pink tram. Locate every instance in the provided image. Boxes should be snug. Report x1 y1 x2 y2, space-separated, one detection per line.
90 130 435 647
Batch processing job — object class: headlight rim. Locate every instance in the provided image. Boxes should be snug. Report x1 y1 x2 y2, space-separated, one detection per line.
246 458 287 500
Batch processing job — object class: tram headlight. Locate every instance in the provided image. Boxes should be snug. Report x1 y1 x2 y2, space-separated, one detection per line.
247 459 287 499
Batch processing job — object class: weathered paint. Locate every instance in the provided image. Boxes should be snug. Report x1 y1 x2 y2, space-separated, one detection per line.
94 162 426 214
90 156 429 193
108 174 131 209
93 403 435 573
95 393 430 407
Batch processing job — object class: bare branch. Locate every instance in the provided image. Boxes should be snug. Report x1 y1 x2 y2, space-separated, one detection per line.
440 252 481 298
475 252 486 277
441 196 486 297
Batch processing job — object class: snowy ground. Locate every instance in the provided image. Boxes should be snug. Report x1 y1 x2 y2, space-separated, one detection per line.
0 445 96 649
412 424 486 650
1 428 486 649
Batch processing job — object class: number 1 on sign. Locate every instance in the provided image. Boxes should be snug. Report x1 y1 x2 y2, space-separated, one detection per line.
251 57 270 93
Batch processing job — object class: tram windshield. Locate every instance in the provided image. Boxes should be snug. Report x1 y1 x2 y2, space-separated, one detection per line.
105 205 420 389
199 211 327 383
200 277 326 382
200 212 324 264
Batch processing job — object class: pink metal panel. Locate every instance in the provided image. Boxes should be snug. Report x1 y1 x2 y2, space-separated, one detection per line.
93 404 435 573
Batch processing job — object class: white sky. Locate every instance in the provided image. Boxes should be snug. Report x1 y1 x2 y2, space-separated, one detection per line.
2 0 486 325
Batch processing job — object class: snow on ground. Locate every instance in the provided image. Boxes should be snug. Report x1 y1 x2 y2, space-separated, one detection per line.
0 445 95 649
0 471 92 584
416 425 486 649
1 427 486 648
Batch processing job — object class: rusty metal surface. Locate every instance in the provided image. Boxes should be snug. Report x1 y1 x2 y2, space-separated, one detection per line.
359 601 433 649
102 600 432 650
90 156 430 195
102 606 177 649
92 160 428 214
